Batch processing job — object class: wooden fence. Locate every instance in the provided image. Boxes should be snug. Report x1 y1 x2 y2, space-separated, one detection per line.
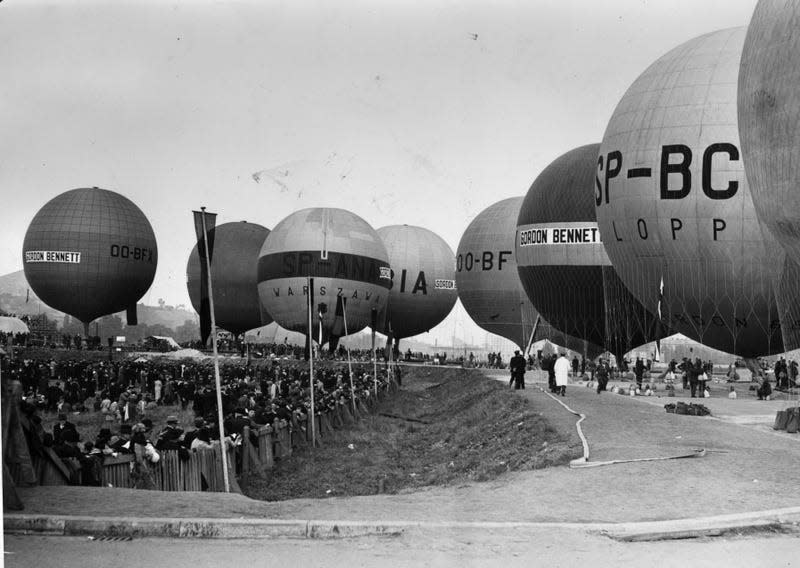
28 380 397 493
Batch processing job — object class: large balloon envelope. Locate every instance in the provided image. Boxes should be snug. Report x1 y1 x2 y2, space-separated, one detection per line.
516 144 662 359
257 208 390 344
187 221 272 335
456 197 577 352
23 187 157 328
596 27 783 358
376 225 457 339
739 1 800 350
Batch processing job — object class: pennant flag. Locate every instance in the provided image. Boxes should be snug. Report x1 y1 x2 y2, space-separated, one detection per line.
126 304 138 326
192 209 217 346
384 316 394 361
328 296 346 351
305 277 314 361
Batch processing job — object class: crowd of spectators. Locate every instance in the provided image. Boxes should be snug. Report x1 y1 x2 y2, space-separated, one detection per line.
6 351 396 489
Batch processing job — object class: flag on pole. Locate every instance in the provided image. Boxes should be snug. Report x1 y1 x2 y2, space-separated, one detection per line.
305 277 314 361
328 296 346 351
193 210 217 345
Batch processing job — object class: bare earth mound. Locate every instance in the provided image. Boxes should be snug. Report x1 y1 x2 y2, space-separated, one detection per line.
245 366 579 501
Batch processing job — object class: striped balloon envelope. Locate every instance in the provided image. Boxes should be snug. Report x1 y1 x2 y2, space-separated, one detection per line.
257 208 391 344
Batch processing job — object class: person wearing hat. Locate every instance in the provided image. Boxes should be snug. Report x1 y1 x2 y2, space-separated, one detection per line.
181 417 205 448
156 415 184 451
52 412 76 445
509 350 526 390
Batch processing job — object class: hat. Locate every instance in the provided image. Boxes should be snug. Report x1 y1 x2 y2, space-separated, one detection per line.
514 350 520 355
58 412 67 421
97 428 112 441
166 415 178 424
120 424 132 434
194 417 206 428
141 418 154 431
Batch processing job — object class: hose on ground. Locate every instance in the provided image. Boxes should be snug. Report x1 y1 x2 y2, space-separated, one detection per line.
537 386 706 468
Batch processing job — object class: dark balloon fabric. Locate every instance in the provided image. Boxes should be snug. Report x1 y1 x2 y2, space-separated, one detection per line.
516 144 664 358
186 221 271 336
516 145 608 353
23 187 157 324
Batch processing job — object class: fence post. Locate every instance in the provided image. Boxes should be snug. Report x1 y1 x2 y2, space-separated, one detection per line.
259 426 274 469
241 426 250 490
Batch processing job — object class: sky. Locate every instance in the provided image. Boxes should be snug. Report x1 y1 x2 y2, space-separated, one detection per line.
0 0 758 349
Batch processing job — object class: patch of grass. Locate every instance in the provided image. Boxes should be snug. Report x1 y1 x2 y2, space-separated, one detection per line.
245 367 580 501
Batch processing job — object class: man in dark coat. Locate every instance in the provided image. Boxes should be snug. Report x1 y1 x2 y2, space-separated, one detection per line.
52 412 77 445
509 350 526 390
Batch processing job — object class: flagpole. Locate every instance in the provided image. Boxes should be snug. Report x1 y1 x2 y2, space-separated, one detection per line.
342 300 356 415
200 207 229 493
372 332 378 398
307 276 316 450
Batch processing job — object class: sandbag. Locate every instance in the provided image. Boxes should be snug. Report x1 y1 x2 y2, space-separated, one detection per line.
774 410 789 431
786 408 800 434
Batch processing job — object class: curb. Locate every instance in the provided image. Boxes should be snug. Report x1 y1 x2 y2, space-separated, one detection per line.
6 507 800 540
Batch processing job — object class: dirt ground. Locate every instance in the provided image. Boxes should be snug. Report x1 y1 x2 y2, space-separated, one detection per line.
245 366 578 500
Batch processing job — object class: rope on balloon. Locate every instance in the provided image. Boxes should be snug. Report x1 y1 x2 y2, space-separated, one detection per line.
537 386 706 468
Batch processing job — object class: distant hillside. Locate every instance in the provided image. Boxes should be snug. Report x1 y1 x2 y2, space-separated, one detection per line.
0 270 198 329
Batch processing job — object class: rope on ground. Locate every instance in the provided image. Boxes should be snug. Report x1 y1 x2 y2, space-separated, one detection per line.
536 386 706 469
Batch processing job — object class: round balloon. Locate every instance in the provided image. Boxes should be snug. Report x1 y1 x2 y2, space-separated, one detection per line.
187 221 272 335
596 27 783 357
739 1 800 265
738 1 800 350
376 225 457 339
516 144 661 358
456 197 570 351
257 208 390 343
23 187 158 326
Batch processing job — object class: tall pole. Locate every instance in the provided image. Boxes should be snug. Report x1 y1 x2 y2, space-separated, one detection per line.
372 328 378 398
342 300 356 415
200 207 229 493
307 276 316 449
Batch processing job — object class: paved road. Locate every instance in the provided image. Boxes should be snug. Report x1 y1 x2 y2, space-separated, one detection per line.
5 529 798 568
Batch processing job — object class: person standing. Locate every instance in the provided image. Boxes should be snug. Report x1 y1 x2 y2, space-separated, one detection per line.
595 358 610 394
509 350 526 390
634 357 645 391
554 353 571 397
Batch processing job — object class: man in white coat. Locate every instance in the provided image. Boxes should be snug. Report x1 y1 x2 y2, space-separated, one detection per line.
554 352 571 397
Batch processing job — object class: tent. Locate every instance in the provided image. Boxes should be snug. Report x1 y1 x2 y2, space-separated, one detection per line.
144 335 181 351
0 317 29 334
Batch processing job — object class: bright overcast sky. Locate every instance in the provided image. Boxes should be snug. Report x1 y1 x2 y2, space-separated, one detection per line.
0 0 757 347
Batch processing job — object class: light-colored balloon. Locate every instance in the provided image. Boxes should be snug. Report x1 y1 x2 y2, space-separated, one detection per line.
376 225 457 339
739 0 800 264
257 208 390 343
596 27 783 357
739 1 800 351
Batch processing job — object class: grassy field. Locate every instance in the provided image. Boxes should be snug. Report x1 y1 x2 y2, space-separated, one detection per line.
244 366 578 501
